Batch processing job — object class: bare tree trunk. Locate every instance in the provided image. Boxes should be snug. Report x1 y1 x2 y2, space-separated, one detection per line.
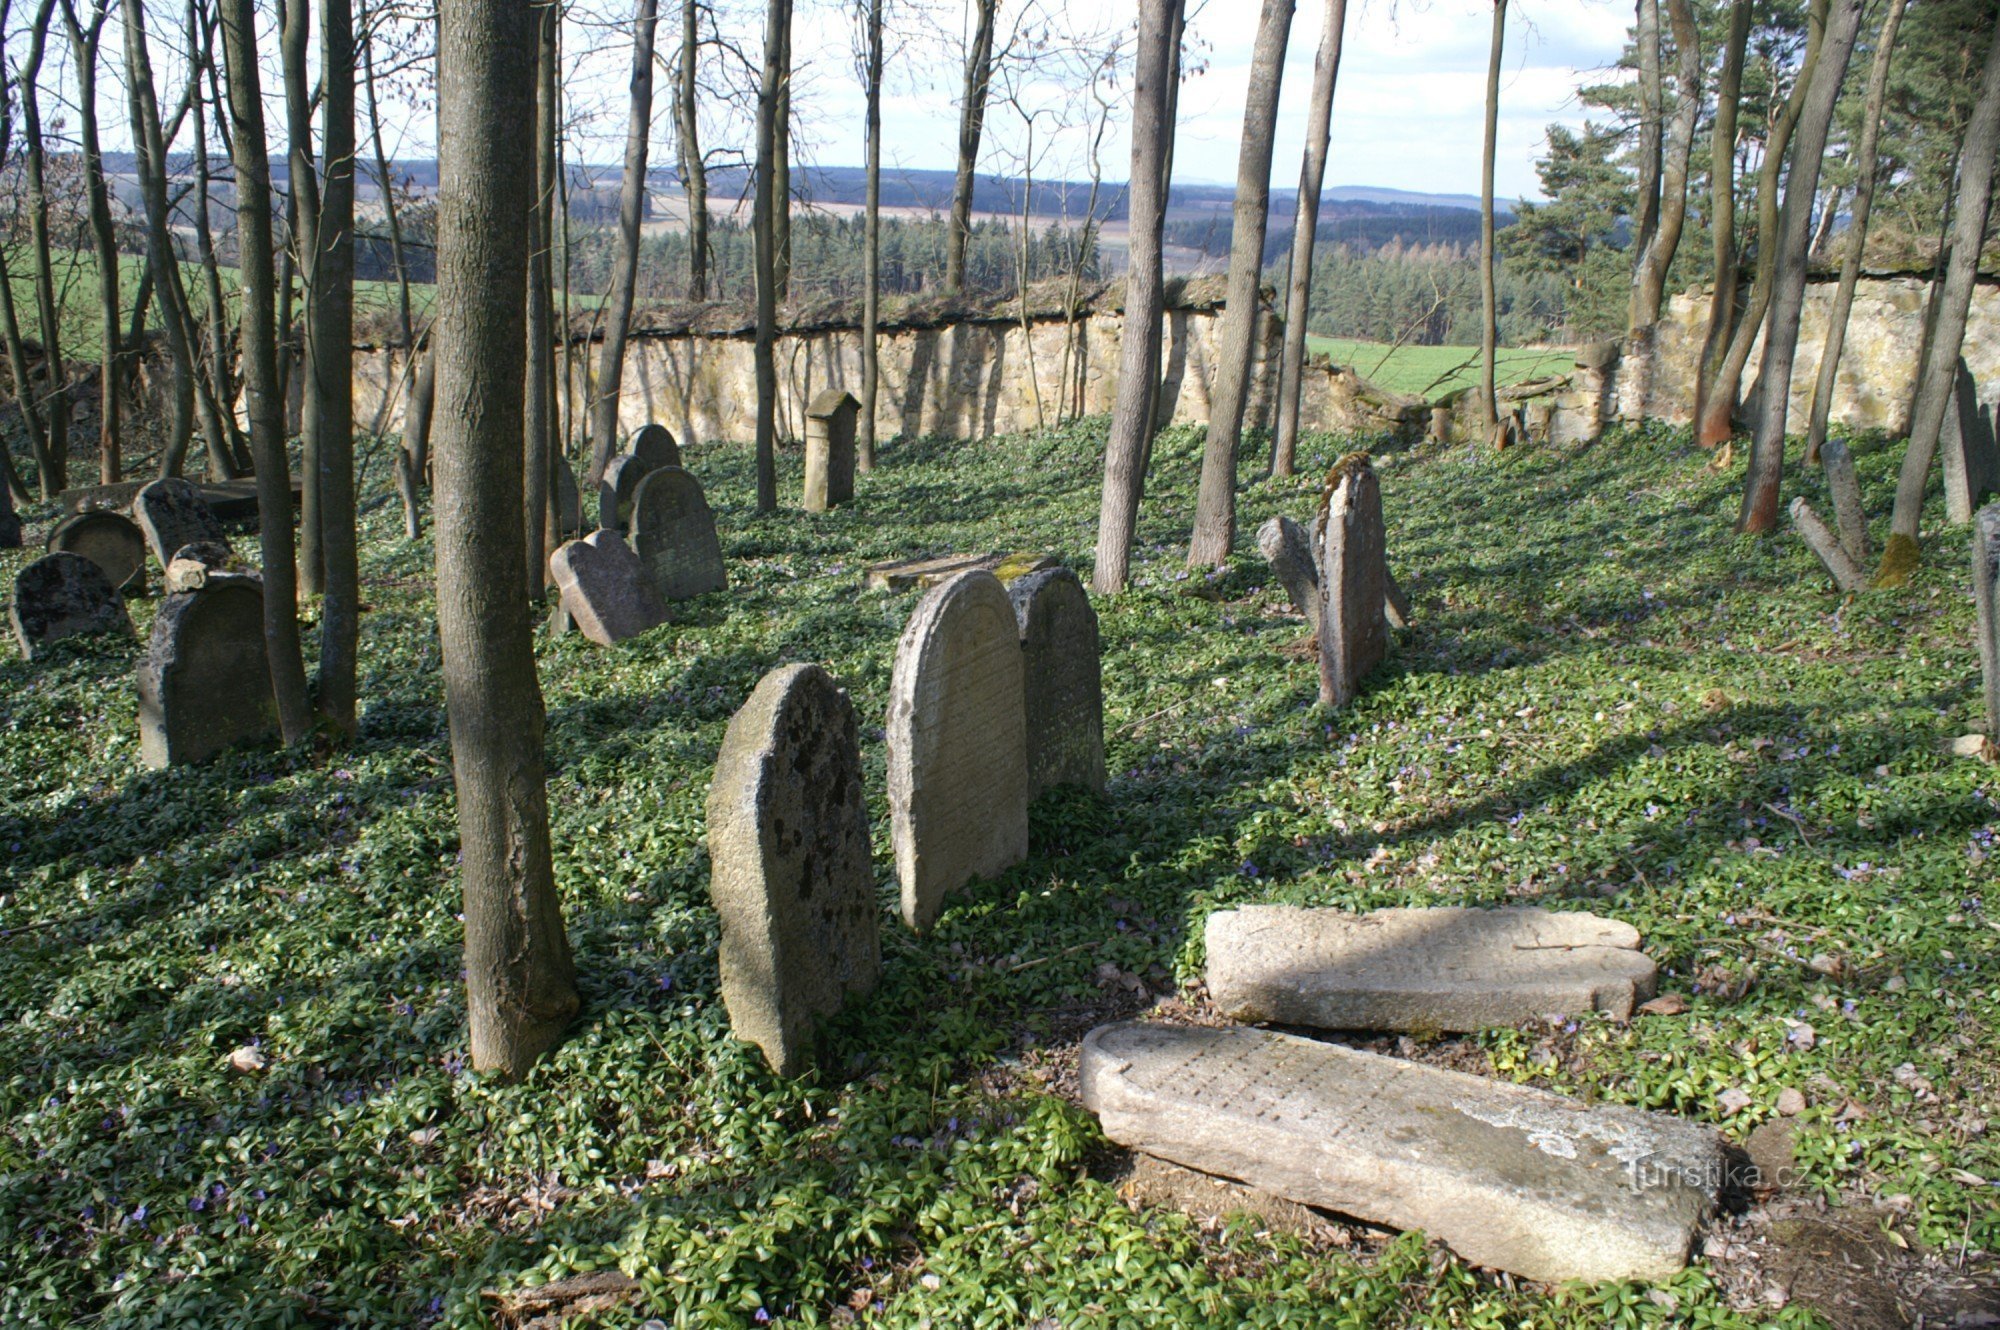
1628 0 1700 331
1188 0 1294 567
774 12 791 302
362 0 415 348
525 0 558 596
283 0 326 598
1807 184 1842 264
191 22 251 479
0 6 53 499
586 0 658 486
1092 0 1179 595
1632 0 1663 263
20 0 70 495
752 0 791 512
675 0 708 299
314 0 360 736
944 0 999 295
1271 0 1347 479
1879 16 2000 578
60 0 121 484
1694 0 1752 445
220 0 314 745
1477 0 1506 435
434 0 579 1078
1138 0 1187 449
1804 0 1908 465
1739 0 1862 534
858 0 883 471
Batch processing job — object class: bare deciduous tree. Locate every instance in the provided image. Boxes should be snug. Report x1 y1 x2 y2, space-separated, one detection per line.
1476 0 1506 437
586 0 660 486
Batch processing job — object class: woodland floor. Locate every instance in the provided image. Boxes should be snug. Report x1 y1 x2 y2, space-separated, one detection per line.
2 419 1997 1328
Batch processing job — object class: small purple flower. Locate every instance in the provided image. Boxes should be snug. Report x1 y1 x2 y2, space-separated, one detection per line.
754 1309 770 1324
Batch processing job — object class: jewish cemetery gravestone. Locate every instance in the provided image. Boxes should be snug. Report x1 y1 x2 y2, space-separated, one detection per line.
549 530 669 645
1008 566 1105 796
597 453 652 534
133 477 227 570
707 663 880 1075
628 422 682 472
553 457 584 539
803 389 859 512
1316 454 1389 707
630 467 727 600
10 552 133 660
1977 504 2000 739
1079 1021 1722 1285
888 569 1029 931
1256 515 1321 633
1943 359 2000 525
0 481 20 548
47 510 148 593
164 541 248 594
137 576 278 767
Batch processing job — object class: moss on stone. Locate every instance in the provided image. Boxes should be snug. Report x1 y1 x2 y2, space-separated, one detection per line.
1871 532 1921 588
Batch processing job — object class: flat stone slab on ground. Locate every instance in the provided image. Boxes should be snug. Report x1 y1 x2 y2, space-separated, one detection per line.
60 477 298 524
864 551 1058 592
1079 1020 1722 1284
1207 905 1657 1032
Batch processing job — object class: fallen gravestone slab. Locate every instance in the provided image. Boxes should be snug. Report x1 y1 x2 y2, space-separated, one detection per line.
137 576 278 767
1206 905 1657 1032
888 569 1029 931
864 550 1058 592
1079 1021 1722 1284
708 663 879 1075
47 510 148 593
550 531 669 645
1316 454 1389 706
133 477 227 570
1008 566 1105 796
10 552 133 660
628 423 682 472
630 466 727 599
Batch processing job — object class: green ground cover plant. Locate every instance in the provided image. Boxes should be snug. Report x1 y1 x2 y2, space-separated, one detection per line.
1 419 1994 1327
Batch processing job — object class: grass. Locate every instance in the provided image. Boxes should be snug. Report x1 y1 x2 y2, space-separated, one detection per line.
2 419 1996 1327
1305 336 1576 401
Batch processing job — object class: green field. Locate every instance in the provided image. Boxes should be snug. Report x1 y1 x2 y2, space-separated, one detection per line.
1306 335 1575 400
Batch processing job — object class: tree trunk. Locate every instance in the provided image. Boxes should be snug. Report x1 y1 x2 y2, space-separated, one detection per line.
314 0 360 736
60 0 121 484
1632 0 1663 263
0 8 54 499
774 13 791 302
284 0 326 599
1139 0 1187 449
1804 0 1908 465
1879 16 2000 577
586 0 658 487
20 0 70 496
944 0 999 295
858 0 884 471
435 0 579 1079
1188 0 1294 568
363 0 415 349
1628 0 1700 332
675 0 708 300
752 0 791 513
190 20 251 480
1693 0 1752 445
525 0 558 596
1270 0 1348 479
1477 0 1506 434
219 0 314 745
1739 0 1862 534
1092 0 1180 595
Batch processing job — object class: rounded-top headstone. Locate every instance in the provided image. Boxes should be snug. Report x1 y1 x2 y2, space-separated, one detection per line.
137 576 277 768
10 551 133 660
1008 566 1106 796
132 477 227 569
598 453 650 533
553 457 584 539
629 467 727 599
627 423 682 472
47 510 148 593
887 569 1029 931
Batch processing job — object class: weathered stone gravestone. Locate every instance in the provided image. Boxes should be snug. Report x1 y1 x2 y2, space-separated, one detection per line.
553 457 584 539
803 389 859 512
1316 454 1389 707
1206 905 1658 1032
629 466 727 599
133 477 226 570
597 453 651 534
0 481 20 548
628 423 682 472
1976 504 2000 739
1079 1021 1722 1285
1257 515 1322 633
707 663 879 1076
47 510 148 593
888 570 1029 931
1942 359 2000 525
137 577 277 767
164 541 248 594
10 552 133 660
1008 567 1105 796
549 530 668 645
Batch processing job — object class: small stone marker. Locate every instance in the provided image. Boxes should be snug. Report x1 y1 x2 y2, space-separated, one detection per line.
137 576 278 767
133 477 227 570
1976 504 2000 739
597 453 651 534
1008 567 1105 796
707 663 879 1076
803 389 859 512
629 466 727 599
628 423 682 472
553 457 584 539
164 540 247 594
864 550 1058 592
1942 360 2000 525
1206 905 1658 1032
549 530 669 645
1316 454 1389 707
47 510 148 593
888 570 1030 931
1079 1020 1722 1284
10 552 133 660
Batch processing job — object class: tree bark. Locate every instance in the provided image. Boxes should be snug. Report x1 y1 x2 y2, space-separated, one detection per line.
285 0 326 598
20 0 70 496
1804 0 1908 465
1632 0 1663 262
944 0 999 295
1739 0 1861 534
1092 0 1180 595
314 0 360 736
525 0 558 596
752 0 791 512
362 0 415 350
220 0 314 745
1693 0 1752 446
60 0 121 484
586 0 659 487
1879 15 2000 577
774 12 791 302
675 0 708 299
434 0 579 1079
1627 0 1699 332
858 0 884 471
1271 0 1347 479
190 15 251 479
1188 0 1294 568
0 3 54 499
1477 0 1506 434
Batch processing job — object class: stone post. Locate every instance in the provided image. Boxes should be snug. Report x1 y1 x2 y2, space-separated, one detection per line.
1976 503 2000 738
803 389 859 512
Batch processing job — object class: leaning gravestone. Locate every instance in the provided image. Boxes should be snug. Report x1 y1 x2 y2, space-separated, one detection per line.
630 466 727 599
1206 905 1658 1032
1008 566 1105 796
1976 504 2000 739
1079 1021 1722 1285
137 576 277 767
553 457 584 539
707 663 879 1076
1942 359 2000 525
628 423 682 472
1316 453 1389 707
888 569 1029 931
47 510 148 593
10 552 133 660
133 477 227 570
549 530 668 645
803 389 859 512
597 453 652 534
1256 515 1321 633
